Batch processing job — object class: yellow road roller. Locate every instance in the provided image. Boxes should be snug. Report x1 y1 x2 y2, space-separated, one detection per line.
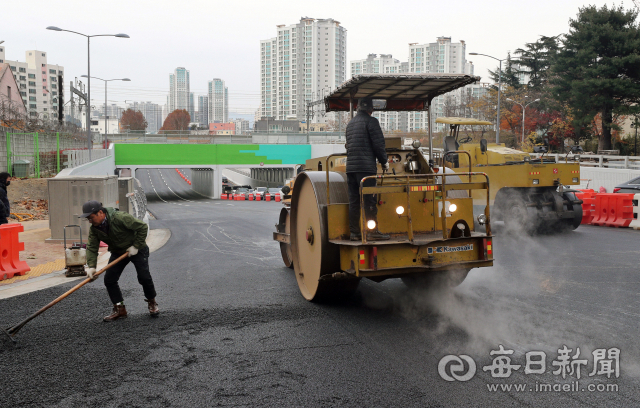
436 117 583 234
273 74 494 301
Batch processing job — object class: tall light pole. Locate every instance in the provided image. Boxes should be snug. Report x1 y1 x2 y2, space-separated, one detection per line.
470 52 505 144
506 97 540 144
81 75 130 137
46 26 129 161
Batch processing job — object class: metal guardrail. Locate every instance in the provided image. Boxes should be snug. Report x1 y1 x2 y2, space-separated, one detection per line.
126 178 148 220
420 147 639 170
529 153 640 170
64 149 112 168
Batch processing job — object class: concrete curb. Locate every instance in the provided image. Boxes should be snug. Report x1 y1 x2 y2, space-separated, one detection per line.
0 228 171 300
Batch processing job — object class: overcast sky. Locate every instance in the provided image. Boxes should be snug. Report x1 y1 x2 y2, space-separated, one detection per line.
3 0 621 118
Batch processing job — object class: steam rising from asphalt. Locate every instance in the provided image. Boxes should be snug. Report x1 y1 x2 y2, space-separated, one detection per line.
365 223 639 377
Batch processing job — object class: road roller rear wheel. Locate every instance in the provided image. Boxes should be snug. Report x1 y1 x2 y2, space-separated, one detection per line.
278 208 293 269
290 171 358 301
503 197 535 235
401 269 470 289
559 191 583 231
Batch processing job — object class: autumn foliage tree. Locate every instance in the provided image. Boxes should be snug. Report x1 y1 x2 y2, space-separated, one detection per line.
120 109 147 131
160 109 191 132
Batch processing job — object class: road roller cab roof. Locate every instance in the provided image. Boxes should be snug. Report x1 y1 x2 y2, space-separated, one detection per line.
324 74 481 112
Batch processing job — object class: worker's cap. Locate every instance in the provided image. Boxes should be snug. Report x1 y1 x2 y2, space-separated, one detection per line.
80 200 103 218
357 97 374 112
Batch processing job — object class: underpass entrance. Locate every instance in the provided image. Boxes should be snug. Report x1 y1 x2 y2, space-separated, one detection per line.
114 144 311 198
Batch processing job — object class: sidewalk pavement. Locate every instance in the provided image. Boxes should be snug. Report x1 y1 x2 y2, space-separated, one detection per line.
0 221 171 300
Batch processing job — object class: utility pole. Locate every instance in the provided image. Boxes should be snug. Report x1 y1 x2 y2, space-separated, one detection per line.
306 98 324 142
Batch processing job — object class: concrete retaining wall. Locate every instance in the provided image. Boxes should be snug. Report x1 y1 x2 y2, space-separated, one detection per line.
579 167 640 192
191 168 215 198
55 153 116 178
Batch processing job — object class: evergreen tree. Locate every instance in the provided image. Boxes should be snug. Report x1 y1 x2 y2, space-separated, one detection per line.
551 4 640 150
514 35 559 90
487 52 522 90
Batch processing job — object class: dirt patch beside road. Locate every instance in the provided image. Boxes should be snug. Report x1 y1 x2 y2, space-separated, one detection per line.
7 178 50 221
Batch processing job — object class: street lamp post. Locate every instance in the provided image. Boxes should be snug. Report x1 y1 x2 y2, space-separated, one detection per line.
470 52 505 144
506 97 540 144
81 76 130 141
46 26 129 161
633 117 639 156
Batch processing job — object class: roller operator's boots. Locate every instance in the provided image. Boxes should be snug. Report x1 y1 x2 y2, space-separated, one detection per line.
368 230 390 241
145 298 159 316
350 233 362 241
103 304 128 322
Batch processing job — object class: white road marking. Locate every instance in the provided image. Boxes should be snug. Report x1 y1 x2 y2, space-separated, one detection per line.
158 170 192 202
146 170 169 204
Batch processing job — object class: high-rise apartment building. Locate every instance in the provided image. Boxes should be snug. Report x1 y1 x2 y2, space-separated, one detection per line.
198 95 208 125
231 118 250 134
188 92 195 122
208 79 228 123
408 37 471 74
349 38 475 132
127 101 163 134
407 37 474 132
384 61 409 74
260 17 347 123
168 67 190 114
0 47 64 119
351 54 398 75
105 104 123 120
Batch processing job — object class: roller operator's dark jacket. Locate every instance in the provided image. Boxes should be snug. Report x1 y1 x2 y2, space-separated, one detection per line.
345 111 387 173
86 207 148 268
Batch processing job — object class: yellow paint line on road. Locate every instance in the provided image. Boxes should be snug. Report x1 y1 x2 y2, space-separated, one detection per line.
0 259 66 286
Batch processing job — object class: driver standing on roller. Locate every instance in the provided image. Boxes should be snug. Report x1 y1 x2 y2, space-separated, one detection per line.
345 97 391 241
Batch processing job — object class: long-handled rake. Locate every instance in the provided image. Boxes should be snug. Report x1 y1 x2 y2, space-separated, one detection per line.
2 253 129 343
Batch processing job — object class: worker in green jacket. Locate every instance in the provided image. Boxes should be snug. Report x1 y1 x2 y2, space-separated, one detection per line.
81 200 159 321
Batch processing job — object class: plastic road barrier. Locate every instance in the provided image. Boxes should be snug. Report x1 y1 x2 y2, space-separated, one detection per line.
608 193 635 228
275 194 281 202
221 194 227 200
575 189 596 225
630 194 640 230
0 224 31 280
592 193 635 228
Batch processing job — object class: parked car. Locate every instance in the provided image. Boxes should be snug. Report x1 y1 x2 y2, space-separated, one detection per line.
253 187 267 200
264 187 282 201
234 187 250 200
613 176 640 194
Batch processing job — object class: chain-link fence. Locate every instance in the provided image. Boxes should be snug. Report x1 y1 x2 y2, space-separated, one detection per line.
2 126 89 177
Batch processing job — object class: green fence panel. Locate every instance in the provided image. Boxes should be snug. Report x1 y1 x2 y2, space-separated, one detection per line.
6 132 11 176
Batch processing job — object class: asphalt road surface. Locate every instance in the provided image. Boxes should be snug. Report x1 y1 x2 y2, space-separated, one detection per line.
1 169 638 407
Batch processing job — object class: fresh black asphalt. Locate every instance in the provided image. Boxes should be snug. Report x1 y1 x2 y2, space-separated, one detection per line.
0 169 638 407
